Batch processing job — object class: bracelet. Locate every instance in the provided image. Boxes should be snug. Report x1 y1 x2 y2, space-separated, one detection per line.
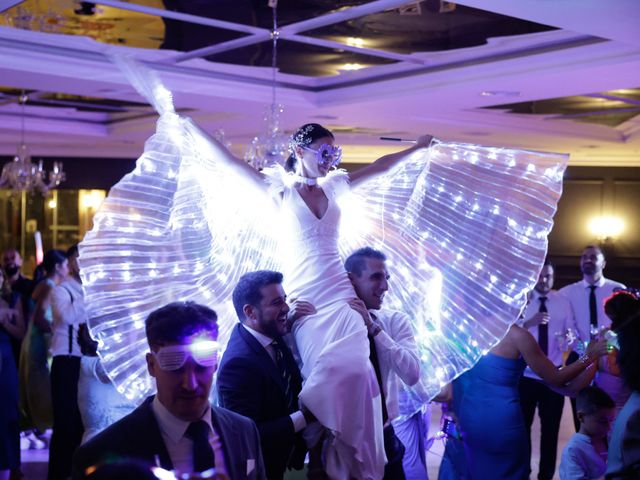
578 354 592 365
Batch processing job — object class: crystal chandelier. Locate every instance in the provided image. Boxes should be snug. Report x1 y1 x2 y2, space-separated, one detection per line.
244 2 290 170
0 92 65 195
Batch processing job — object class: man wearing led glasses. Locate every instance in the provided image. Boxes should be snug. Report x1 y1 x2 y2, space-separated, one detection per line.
72 302 265 479
218 270 315 480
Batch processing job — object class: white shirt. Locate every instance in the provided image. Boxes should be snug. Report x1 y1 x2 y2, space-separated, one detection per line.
558 277 626 342
151 396 228 477
242 325 306 432
559 432 606 480
370 309 421 422
520 290 576 380
50 277 85 357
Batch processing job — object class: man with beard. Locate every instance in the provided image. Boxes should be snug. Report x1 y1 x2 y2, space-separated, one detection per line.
217 270 314 480
519 262 575 480
559 245 626 430
2 248 33 361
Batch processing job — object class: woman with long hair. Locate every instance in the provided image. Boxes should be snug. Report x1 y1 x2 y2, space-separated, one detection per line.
18 249 68 435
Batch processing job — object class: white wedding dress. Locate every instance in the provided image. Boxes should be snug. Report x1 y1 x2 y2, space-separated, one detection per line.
266 168 385 479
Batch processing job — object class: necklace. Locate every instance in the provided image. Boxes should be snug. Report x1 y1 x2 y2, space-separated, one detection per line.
293 175 318 186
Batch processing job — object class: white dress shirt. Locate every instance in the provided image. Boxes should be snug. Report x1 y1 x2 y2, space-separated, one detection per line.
370 309 421 422
151 396 228 476
559 432 606 480
50 277 85 357
520 290 576 380
558 276 625 342
242 325 306 432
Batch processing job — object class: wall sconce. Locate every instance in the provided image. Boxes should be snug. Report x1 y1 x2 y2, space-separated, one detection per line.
80 190 105 210
588 216 625 241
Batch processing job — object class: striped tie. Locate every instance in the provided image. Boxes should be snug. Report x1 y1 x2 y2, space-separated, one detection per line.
272 341 294 411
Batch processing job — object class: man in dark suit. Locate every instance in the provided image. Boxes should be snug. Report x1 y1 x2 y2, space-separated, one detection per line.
217 270 315 480
72 301 265 479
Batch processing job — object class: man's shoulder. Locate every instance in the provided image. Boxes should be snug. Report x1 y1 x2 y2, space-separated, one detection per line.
602 277 626 289
78 400 153 453
558 281 583 296
548 290 572 306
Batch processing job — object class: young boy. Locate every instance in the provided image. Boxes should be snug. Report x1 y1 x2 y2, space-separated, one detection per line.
559 386 616 479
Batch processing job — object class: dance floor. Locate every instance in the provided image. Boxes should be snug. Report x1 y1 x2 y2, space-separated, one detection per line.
20 401 576 479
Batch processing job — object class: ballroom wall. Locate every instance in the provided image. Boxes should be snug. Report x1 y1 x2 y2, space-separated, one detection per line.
2 158 639 288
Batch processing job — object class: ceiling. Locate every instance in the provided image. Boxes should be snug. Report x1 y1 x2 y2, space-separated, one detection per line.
0 0 639 167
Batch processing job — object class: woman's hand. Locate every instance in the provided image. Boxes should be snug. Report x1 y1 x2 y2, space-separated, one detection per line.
286 299 317 330
584 338 609 363
416 134 435 148
348 298 380 337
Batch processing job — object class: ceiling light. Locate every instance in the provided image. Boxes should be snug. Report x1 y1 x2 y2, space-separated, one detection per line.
480 91 521 98
0 91 65 195
345 37 366 48
244 4 289 169
340 63 365 71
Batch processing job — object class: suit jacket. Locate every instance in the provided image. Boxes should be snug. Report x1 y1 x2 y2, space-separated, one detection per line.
72 396 266 479
217 324 306 480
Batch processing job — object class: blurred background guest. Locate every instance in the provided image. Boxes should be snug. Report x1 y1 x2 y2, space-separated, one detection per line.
604 291 640 479
0 268 26 480
18 250 68 444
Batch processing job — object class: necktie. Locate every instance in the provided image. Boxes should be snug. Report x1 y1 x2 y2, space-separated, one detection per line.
272 341 294 411
589 285 598 329
368 313 389 424
538 296 548 355
185 420 215 473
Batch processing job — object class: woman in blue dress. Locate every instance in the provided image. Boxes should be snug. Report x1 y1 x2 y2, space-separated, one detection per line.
0 269 26 480
454 324 608 480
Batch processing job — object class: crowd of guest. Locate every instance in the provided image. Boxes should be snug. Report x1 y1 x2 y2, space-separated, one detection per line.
0 241 638 480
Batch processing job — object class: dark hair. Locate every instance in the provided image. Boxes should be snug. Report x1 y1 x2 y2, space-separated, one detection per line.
66 243 79 258
42 249 67 275
604 291 640 391
583 244 605 260
344 247 387 277
285 123 335 172
542 258 555 270
232 270 284 321
576 386 615 415
145 301 218 349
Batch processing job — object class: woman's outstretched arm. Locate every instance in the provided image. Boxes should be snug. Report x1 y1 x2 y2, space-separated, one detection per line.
185 119 267 192
511 324 607 390
349 134 434 188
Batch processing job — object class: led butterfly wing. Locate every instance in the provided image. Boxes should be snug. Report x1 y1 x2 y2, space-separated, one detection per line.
337 140 568 404
78 66 282 402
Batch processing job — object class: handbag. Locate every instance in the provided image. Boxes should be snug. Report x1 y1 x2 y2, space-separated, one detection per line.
77 323 99 357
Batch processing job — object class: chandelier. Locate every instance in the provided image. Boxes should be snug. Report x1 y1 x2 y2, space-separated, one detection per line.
0 92 65 195
244 1 290 170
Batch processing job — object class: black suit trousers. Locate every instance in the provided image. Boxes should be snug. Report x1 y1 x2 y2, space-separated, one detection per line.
519 376 565 480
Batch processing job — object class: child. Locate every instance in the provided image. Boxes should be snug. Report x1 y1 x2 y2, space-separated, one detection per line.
560 386 615 479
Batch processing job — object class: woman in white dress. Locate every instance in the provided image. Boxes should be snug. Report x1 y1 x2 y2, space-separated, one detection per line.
205 122 433 479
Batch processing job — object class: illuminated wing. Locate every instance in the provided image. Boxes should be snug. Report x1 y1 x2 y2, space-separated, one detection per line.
78 60 282 402
337 140 568 405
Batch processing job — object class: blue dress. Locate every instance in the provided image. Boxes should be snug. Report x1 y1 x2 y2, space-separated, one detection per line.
1 292 20 469
457 353 528 480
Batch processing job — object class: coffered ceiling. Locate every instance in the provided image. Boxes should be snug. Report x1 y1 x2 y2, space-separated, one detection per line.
0 0 639 166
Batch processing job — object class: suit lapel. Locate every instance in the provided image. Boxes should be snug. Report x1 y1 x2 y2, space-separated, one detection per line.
210 407 239 479
139 397 174 470
236 324 289 393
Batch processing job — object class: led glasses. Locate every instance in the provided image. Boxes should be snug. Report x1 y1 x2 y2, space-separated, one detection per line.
151 339 220 371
